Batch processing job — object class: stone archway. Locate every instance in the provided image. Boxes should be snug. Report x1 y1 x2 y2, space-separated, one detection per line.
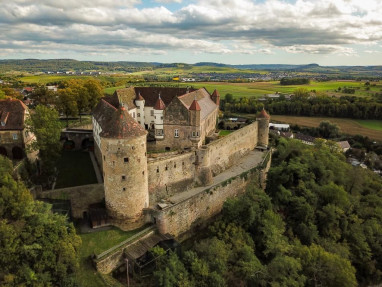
81 138 94 150
63 140 75 150
12 146 24 160
0 146 7 157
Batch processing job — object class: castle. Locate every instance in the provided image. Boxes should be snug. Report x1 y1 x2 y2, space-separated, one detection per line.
91 86 270 231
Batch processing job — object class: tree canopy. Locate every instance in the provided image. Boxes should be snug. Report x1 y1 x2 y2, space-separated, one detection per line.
0 156 81 286
28 105 62 178
152 138 382 287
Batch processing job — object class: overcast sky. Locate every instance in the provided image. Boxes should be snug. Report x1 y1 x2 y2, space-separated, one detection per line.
1 0 382 65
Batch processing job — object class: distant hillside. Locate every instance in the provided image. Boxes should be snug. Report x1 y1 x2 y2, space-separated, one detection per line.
0 59 159 73
1 59 381 78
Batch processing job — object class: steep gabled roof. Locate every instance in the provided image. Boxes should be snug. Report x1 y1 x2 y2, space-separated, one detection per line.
178 88 217 120
134 87 195 107
0 99 27 130
100 107 146 139
114 87 137 110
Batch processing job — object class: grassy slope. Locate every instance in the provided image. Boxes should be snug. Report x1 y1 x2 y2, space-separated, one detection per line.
77 227 143 287
269 115 382 142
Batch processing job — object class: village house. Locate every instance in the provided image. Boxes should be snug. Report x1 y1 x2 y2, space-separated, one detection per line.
0 99 35 160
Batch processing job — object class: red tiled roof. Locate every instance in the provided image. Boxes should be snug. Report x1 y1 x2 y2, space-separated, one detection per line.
178 88 217 120
134 87 195 107
136 92 144 101
114 87 136 110
154 96 165 110
0 99 27 130
211 89 220 99
258 109 270 119
100 107 146 139
189 99 201 111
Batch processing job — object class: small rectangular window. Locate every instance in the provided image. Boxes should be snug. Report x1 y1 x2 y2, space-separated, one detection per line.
192 131 195 137
12 133 18 140
123 187 126 191
124 157 129 163
137 113 140 117
174 129 179 138
151 110 154 116
122 175 126 181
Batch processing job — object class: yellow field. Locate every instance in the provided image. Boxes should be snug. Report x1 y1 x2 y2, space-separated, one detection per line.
270 115 382 142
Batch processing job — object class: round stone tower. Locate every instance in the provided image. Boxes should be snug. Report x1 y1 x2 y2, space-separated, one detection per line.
257 108 270 147
100 107 148 230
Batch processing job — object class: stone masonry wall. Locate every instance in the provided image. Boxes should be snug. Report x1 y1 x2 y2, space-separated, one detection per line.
147 151 195 204
155 151 271 238
37 184 104 218
155 169 259 238
201 121 258 176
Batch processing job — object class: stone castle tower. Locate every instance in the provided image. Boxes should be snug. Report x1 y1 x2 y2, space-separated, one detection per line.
100 107 149 230
257 109 270 147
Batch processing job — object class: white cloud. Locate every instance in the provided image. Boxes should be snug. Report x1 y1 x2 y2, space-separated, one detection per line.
155 0 182 3
1 0 382 60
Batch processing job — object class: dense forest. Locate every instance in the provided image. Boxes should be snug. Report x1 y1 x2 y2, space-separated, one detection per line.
0 156 81 286
150 139 382 287
222 94 382 119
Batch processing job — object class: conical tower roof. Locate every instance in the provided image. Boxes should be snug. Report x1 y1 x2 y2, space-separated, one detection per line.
189 98 201 111
211 89 220 99
100 107 146 139
154 95 165 110
136 92 144 101
257 108 270 119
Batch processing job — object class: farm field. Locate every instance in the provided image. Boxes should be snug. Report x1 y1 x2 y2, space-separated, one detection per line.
15 73 381 98
17 74 143 85
355 120 382 131
137 65 268 75
103 80 381 98
269 115 382 142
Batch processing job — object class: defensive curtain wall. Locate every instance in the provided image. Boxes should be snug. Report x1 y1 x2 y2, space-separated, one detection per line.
94 149 272 274
154 149 272 238
146 121 259 203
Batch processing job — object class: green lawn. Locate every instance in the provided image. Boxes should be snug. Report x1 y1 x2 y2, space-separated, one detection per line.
104 85 125 94
219 130 233 136
356 120 382 131
55 151 97 188
77 227 144 287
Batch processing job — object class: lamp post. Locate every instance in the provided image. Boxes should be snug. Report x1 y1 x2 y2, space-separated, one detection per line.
125 258 130 287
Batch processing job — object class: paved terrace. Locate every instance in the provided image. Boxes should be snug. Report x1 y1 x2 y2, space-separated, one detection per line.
165 150 266 205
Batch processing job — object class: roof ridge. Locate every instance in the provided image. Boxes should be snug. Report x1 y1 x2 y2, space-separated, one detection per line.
102 98 118 111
